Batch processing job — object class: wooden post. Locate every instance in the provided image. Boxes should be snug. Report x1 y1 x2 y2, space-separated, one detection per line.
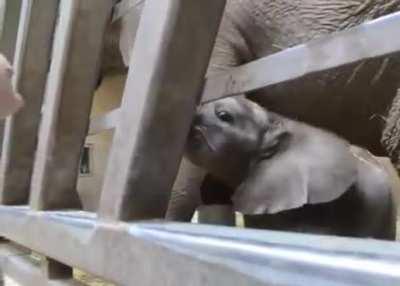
29 0 113 210
0 0 23 62
0 0 59 204
98 0 226 221
0 0 22 159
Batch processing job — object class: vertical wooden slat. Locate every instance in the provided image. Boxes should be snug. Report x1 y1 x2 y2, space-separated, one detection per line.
0 0 22 158
98 0 227 221
0 0 22 62
0 121 4 157
29 0 113 210
0 0 58 205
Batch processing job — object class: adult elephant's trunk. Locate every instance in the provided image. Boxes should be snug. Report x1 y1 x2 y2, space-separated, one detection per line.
165 159 205 221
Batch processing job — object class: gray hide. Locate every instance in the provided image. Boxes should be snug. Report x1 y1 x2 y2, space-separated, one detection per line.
186 97 396 239
382 89 400 170
117 0 400 154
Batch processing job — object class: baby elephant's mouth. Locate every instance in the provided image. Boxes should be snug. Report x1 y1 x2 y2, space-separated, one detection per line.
188 125 217 152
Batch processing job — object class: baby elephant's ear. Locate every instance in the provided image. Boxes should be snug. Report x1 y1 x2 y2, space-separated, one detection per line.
232 131 358 215
232 158 308 214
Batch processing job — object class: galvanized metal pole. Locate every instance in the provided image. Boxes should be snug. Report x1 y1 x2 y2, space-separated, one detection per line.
0 208 399 286
98 0 227 221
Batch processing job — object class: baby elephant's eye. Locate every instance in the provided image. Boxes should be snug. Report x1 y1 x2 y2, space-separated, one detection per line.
216 110 234 123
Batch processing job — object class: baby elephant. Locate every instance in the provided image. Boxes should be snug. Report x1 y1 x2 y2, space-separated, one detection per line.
186 97 396 240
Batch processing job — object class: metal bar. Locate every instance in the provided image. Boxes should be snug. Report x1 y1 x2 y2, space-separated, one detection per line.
0 0 22 62
201 11 400 103
29 0 113 210
98 0 227 221
1 253 83 286
112 0 144 22
0 207 399 286
0 0 59 205
88 108 120 135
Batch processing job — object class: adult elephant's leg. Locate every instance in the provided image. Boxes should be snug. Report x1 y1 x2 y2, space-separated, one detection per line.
382 88 400 170
197 175 236 226
165 158 205 221
165 160 236 224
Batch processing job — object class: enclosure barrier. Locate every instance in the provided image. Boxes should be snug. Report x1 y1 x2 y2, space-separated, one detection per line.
0 0 398 285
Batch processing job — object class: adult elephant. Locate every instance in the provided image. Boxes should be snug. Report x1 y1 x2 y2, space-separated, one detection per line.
164 0 400 222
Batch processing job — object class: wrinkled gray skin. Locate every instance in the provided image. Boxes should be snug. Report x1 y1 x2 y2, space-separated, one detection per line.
166 0 400 222
185 97 396 239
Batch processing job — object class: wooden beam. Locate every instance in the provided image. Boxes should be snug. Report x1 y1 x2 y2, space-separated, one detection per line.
0 121 3 157
0 0 22 163
201 11 400 103
98 0 226 221
29 0 113 210
0 0 59 205
0 0 22 62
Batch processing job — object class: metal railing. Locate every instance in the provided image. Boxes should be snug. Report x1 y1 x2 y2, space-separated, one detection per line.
0 0 398 285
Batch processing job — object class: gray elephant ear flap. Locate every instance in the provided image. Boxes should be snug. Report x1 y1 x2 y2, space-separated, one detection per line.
232 125 358 215
232 158 309 214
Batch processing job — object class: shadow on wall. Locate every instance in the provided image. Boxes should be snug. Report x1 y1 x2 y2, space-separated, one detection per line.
77 74 126 212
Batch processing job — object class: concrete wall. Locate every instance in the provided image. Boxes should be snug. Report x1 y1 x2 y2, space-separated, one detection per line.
77 74 126 211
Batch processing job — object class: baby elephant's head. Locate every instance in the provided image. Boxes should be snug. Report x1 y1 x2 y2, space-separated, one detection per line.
186 97 357 215
186 97 282 185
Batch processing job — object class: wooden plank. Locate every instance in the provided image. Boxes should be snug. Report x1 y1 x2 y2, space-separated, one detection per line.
98 0 227 221
201 11 400 103
0 0 22 62
87 108 120 135
0 0 22 160
29 0 113 210
0 121 3 157
0 0 59 205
